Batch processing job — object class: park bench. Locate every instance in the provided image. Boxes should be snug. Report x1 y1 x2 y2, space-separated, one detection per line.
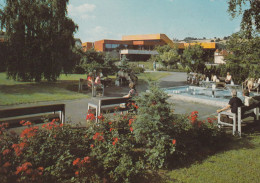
78 78 105 97
218 102 259 136
87 97 133 122
0 104 65 126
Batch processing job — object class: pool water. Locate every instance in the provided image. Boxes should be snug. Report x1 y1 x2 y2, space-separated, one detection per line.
164 86 246 105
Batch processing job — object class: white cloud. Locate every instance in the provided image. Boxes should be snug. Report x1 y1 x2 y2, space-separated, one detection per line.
82 26 120 42
68 3 96 19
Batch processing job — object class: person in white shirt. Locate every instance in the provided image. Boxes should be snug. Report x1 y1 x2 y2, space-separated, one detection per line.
212 74 218 82
225 72 232 84
243 89 258 106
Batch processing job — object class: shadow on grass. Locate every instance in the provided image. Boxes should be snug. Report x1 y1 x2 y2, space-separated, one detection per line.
0 80 82 94
166 120 260 172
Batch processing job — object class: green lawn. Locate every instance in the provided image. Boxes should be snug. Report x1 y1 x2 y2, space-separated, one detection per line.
0 72 171 105
0 73 89 105
165 133 260 183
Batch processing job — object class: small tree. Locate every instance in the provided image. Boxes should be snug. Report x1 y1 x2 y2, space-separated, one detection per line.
182 44 206 73
133 83 175 169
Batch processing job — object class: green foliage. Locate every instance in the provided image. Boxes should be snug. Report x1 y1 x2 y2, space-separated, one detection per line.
225 31 260 65
74 49 117 76
154 45 180 68
0 0 78 82
133 84 175 169
129 64 145 74
0 85 229 182
182 44 206 73
227 0 260 35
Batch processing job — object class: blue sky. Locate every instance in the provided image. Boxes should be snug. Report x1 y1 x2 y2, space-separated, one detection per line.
0 0 243 42
68 0 242 42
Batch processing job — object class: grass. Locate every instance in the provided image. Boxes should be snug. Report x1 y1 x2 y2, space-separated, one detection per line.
165 132 260 183
0 73 88 105
0 72 171 105
138 72 171 82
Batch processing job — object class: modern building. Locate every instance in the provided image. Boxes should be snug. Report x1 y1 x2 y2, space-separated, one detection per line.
82 33 217 61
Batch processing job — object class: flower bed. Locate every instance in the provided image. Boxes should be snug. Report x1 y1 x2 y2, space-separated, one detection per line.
0 85 229 183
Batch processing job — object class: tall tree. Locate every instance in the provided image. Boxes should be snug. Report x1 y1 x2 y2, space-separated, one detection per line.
0 0 78 81
182 44 206 73
225 31 260 65
228 0 260 36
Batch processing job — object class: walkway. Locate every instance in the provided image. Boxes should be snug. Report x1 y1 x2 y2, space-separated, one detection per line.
3 72 220 125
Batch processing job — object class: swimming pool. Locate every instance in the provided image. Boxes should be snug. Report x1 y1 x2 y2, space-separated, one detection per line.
163 86 245 107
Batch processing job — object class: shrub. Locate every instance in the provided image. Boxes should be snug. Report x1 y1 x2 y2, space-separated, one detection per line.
0 87 229 182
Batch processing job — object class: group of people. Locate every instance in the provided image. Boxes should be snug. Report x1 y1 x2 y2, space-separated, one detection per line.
117 69 138 86
211 72 232 84
243 78 260 92
187 72 232 86
86 70 138 99
217 89 258 117
86 72 103 89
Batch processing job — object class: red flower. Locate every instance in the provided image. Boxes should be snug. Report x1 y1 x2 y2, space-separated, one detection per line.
15 162 32 175
12 142 27 156
97 114 104 121
25 169 32 175
189 111 199 124
20 126 38 139
37 167 44 175
108 122 112 125
75 171 79 176
90 144 94 148
130 127 133 132
109 128 114 132
172 139 176 145
3 162 11 168
93 132 104 141
73 158 80 166
83 156 90 163
114 107 118 110
86 113 95 121
112 137 119 146
2 149 11 155
38 167 44 171
129 119 134 126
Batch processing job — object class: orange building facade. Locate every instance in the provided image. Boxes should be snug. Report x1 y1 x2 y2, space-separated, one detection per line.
82 33 216 61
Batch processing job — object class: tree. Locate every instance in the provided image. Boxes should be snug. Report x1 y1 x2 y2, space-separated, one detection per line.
228 0 260 36
182 44 206 73
225 30 260 65
154 45 180 68
0 0 78 81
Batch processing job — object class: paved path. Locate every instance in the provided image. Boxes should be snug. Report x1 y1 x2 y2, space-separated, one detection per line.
2 72 220 125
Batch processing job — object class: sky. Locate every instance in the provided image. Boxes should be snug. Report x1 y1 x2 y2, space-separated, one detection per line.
67 0 243 42
0 0 243 42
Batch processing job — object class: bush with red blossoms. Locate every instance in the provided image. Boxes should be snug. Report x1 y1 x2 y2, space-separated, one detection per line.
0 86 230 183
